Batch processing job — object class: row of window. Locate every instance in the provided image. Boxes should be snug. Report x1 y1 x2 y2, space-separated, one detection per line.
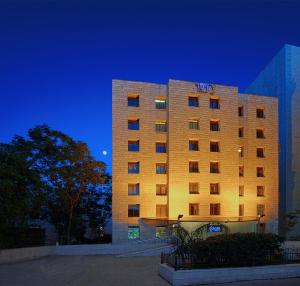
128 95 266 118
128 162 266 176
127 203 265 217
128 183 266 197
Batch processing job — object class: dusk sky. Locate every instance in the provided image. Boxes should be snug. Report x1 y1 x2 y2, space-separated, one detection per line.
1 0 300 172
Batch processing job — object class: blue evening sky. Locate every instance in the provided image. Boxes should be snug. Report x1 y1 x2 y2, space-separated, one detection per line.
1 0 300 172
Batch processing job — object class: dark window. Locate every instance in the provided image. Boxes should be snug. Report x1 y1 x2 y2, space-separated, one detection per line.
238 106 244 117
239 127 244 138
155 99 166 109
189 161 199 173
156 142 167 153
257 167 264 177
239 166 244 177
257 108 265 118
257 148 264 158
210 162 220 173
256 129 265 139
210 183 220 195
128 162 139 174
128 95 139 107
210 98 220 109
239 185 244 196
257 204 265 216
189 204 199 216
128 140 139 152
210 141 220 152
239 204 244 216
156 205 168 218
189 140 199 151
156 163 167 174
189 119 199 130
155 121 167 132
156 184 167 196
128 119 139 130
128 204 140 217
210 120 220 131
189 183 199 194
257 186 265 197
188 96 199 107
128 184 139 196
210 203 221 215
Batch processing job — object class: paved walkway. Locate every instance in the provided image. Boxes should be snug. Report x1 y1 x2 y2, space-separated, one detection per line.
0 256 300 286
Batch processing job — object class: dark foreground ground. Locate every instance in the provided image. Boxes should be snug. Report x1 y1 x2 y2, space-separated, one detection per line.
0 256 299 286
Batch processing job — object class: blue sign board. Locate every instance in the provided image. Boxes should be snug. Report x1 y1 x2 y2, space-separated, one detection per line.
195 83 214 93
207 225 222 232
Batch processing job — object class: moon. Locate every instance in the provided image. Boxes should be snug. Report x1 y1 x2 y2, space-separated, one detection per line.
102 150 107 156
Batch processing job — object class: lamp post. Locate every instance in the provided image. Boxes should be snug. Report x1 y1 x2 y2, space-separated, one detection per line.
177 214 183 249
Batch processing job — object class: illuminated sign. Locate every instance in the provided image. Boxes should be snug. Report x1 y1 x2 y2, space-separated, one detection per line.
195 83 214 93
207 224 222 232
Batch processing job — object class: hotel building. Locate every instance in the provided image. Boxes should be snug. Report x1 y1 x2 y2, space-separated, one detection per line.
112 79 278 243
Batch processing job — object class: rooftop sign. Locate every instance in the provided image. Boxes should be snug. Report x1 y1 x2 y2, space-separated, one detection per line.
195 83 214 94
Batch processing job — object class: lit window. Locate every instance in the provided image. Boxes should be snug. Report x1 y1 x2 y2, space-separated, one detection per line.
239 127 244 138
210 120 220 131
210 98 220 109
156 205 168 218
128 184 139 196
189 161 199 173
210 203 221 215
257 148 264 158
256 129 265 139
156 163 167 174
189 203 199 216
238 106 244 117
239 166 244 177
257 186 265 197
128 204 140 217
239 146 244 157
128 226 140 240
156 184 167 196
189 140 199 151
256 108 265 118
128 140 139 152
239 185 244 196
128 119 139 130
210 141 220 152
188 96 199 107
156 142 167 153
189 182 199 194
210 162 220 173
239 204 244 217
210 183 220 195
189 119 199 130
155 99 166 109
156 226 166 238
257 167 264 177
155 121 167 132
257 204 265 216
128 94 139 107
128 162 139 174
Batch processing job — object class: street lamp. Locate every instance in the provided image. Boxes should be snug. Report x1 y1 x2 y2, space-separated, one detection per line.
177 214 183 249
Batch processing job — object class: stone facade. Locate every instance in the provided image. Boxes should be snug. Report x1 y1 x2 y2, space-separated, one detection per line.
112 79 278 243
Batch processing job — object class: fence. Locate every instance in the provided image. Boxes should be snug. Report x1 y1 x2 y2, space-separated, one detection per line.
161 248 300 270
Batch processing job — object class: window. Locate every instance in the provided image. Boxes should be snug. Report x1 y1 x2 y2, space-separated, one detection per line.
189 183 199 194
189 119 199 130
156 184 167 196
156 205 168 218
239 185 244 196
257 204 265 216
156 142 167 153
188 96 199 107
257 167 264 177
257 186 265 197
128 94 139 107
155 99 166 109
256 129 265 139
128 204 140 217
257 148 264 158
256 108 265 118
210 183 220 195
210 203 221 215
189 161 199 173
210 120 220 131
238 106 243 117
189 140 199 151
239 166 244 177
128 162 139 174
155 121 167 132
156 226 166 238
189 203 199 216
128 140 139 152
210 162 220 173
128 184 139 196
128 226 140 240
239 127 244 138
156 163 167 174
128 119 139 130
239 204 244 217
210 98 220 109
210 141 220 152
239 146 244 157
